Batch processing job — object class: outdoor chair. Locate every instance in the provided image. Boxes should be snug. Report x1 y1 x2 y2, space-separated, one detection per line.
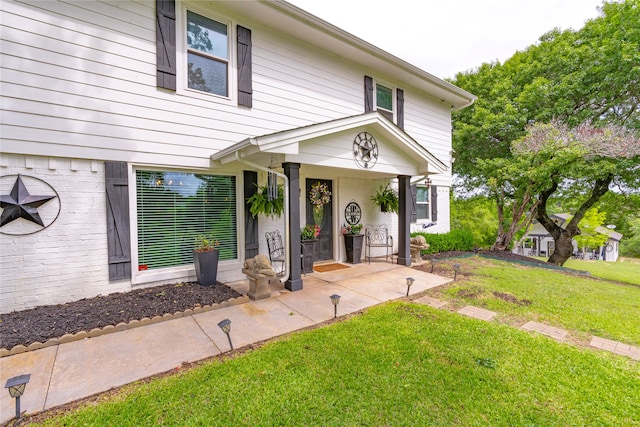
365 224 394 264
265 230 308 276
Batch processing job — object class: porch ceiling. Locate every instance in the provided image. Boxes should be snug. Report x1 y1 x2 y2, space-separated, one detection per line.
210 112 448 177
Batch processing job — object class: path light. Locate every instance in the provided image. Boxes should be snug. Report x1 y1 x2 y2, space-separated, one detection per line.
453 264 461 280
217 319 233 351
406 277 415 296
430 259 437 273
5 373 30 421
330 294 341 318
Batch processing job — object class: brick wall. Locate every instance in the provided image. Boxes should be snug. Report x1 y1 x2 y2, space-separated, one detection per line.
0 155 129 313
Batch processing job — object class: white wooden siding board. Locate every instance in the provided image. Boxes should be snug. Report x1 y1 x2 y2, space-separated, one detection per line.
13 0 154 40
2 19 153 68
0 139 214 170
98 0 152 18
2 42 151 87
252 89 353 123
2 111 244 152
1 75 279 139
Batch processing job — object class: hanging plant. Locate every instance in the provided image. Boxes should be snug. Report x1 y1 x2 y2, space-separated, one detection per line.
247 184 284 219
371 183 399 213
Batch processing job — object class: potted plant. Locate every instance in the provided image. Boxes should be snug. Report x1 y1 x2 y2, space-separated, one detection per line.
371 183 399 213
300 224 320 273
247 184 284 219
342 223 364 264
193 233 220 286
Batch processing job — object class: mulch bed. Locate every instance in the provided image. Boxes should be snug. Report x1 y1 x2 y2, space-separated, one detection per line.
0 281 242 351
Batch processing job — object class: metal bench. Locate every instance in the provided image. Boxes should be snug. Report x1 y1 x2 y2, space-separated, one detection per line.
365 224 394 264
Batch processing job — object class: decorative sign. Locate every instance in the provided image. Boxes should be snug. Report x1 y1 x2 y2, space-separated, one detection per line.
344 201 361 225
0 174 60 235
353 132 378 169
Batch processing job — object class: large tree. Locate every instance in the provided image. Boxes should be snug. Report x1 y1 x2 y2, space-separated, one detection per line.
503 121 639 265
450 0 640 263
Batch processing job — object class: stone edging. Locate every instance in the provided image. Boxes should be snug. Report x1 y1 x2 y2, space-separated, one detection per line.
0 295 250 358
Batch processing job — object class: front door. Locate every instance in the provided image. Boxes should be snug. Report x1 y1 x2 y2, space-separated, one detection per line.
305 179 333 261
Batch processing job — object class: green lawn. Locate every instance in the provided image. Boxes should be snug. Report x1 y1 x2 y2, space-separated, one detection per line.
563 258 640 285
28 303 639 427
430 257 640 346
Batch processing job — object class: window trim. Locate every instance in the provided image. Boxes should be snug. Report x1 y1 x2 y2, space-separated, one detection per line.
129 166 243 286
178 4 237 104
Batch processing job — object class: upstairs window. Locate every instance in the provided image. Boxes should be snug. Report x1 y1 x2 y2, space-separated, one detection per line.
376 83 393 120
186 11 229 96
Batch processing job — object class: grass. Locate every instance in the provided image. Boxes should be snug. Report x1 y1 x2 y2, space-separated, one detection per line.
27 303 639 427
430 257 640 346
563 258 640 285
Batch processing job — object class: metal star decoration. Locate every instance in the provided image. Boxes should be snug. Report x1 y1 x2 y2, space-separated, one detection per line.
1 175 57 227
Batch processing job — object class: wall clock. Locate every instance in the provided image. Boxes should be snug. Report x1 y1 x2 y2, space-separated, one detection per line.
344 201 361 225
353 132 378 169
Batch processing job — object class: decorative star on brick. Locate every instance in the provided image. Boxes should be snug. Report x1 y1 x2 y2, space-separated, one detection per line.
1 175 57 227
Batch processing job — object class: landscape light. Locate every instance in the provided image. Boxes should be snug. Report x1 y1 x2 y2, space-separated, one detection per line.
453 264 461 280
217 319 233 351
430 259 437 273
406 277 415 296
5 373 30 421
330 294 341 318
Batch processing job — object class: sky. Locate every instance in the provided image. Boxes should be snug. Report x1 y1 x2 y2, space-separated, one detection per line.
287 0 605 80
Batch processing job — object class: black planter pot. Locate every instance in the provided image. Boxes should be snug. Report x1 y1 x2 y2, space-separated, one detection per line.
343 234 364 264
193 249 219 286
301 239 317 273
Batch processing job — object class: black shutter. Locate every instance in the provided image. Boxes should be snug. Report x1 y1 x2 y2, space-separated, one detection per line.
430 185 438 222
105 162 131 280
237 25 253 107
244 171 259 258
397 88 404 129
364 75 374 113
156 0 176 90
410 184 417 223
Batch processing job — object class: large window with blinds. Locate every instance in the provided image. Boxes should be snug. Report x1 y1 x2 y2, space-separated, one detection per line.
136 171 237 271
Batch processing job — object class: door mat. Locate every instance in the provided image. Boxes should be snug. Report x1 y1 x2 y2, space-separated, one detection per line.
313 263 350 273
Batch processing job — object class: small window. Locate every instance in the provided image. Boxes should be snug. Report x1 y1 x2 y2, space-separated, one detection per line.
416 186 430 221
136 171 237 271
376 84 393 120
186 11 229 96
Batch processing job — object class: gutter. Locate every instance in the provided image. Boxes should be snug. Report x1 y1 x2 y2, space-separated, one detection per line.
233 151 291 283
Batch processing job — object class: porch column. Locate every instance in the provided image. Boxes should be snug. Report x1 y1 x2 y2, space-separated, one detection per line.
283 162 303 291
397 175 411 266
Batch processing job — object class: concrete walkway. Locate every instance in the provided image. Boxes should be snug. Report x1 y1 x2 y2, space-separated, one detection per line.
0 261 450 424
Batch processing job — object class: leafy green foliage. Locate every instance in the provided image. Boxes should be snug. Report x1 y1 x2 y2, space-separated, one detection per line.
573 208 609 252
412 229 475 253
370 183 399 213
450 196 497 248
620 217 640 257
246 184 284 219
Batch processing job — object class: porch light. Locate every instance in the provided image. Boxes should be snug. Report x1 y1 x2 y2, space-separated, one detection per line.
406 277 415 296
217 319 233 351
5 373 30 421
453 264 461 280
425 177 432 189
330 294 341 318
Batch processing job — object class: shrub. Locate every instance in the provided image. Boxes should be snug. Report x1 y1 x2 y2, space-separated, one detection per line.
411 229 475 254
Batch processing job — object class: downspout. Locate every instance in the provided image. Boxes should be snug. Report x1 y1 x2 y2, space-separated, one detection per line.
235 151 291 283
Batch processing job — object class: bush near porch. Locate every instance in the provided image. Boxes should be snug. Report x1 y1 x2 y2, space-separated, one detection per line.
411 229 475 254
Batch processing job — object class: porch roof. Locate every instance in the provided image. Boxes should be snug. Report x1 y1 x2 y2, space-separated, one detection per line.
210 112 448 176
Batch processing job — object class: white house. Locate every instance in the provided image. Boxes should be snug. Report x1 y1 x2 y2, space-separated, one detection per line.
516 213 622 262
0 0 475 313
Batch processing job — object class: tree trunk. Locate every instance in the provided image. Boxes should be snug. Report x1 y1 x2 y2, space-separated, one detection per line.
547 231 574 266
